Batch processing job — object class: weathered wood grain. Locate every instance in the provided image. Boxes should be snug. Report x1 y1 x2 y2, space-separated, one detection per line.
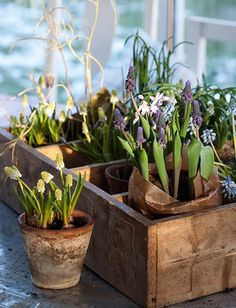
36 143 88 168
71 159 126 192
1 128 236 307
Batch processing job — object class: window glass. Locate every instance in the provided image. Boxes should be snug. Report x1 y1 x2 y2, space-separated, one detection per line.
185 0 236 86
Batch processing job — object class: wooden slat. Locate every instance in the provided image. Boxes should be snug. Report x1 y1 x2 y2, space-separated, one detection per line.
36 143 90 168
71 159 126 192
155 204 236 307
2 128 236 307
0 128 153 307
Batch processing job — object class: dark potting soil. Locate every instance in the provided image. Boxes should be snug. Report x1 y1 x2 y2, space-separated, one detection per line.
150 170 190 202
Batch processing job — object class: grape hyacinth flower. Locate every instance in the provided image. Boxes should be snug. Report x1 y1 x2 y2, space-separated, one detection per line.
125 66 135 94
181 80 192 103
221 176 236 200
66 174 73 188
228 98 236 115
158 126 167 148
55 188 62 201
163 100 176 122
201 129 216 145
41 171 54 184
56 153 65 170
136 126 146 148
192 100 203 128
207 101 214 116
4 166 22 180
37 179 45 194
113 108 126 130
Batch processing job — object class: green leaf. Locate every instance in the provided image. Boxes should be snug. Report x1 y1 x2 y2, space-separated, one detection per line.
173 130 182 198
118 137 135 158
140 115 150 139
172 109 180 134
188 138 202 180
180 102 192 138
70 173 86 215
200 146 214 180
153 138 169 194
138 148 149 181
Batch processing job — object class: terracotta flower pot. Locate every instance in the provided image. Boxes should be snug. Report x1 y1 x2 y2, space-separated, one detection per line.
105 163 133 194
18 210 94 289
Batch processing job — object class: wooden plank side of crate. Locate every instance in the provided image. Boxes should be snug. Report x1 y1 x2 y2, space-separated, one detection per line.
0 129 155 307
155 204 236 307
71 159 126 192
72 180 156 307
36 143 88 168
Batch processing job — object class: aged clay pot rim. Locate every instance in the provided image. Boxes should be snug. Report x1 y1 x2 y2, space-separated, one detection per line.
18 210 94 236
105 163 132 184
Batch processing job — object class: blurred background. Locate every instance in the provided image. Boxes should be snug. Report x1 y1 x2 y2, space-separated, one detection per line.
0 0 236 102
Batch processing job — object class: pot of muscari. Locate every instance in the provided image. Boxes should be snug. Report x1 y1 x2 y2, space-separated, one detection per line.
4 154 94 289
115 80 222 216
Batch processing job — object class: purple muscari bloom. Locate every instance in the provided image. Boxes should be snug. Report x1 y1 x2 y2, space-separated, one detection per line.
125 66 135 94
136 126 146 148
154 110 166 130
158 126 167 148
154 111 167 148
113 108 126 130
192 100 203 128
181 80 192 103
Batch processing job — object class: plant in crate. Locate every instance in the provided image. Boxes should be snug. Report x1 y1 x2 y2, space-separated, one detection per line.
4 153 94 289
9 74 74 147
115 80 222 216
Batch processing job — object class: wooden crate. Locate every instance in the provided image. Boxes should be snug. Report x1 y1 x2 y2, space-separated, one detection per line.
1 128 236 307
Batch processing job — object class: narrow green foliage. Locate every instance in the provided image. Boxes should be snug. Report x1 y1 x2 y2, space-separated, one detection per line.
153 138 169 194
200 146 214 181
188 138 202 181
4 156 85 229
118 137 135 158
173 130 182 198
140 115 150 139
138 148 149 181
180 102 192 138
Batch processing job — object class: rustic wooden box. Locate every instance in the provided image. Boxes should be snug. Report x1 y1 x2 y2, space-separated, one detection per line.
1 128 236 307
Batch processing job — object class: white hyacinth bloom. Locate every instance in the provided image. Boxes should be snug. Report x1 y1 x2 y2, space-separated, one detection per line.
45 102 56 117
37 179 45 194
4 166 22 180
41 171 54 184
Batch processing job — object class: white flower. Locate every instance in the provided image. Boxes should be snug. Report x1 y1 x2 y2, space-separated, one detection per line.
22 95 28 108
79 102 88 116
138 100 149 116
150 92 164 107
58 110 66 123
163 99 176 122
41 171 54 183
110 93 119 105
55 153 65 170
45 102 56 117
66 96 74 111
66 174 73 187
37 179 45 193
201 129 216 144
138 94 144 100
4 166 22 180
228 99 236 115
55 188 62 201
133 112 139 125
207 101 214 116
